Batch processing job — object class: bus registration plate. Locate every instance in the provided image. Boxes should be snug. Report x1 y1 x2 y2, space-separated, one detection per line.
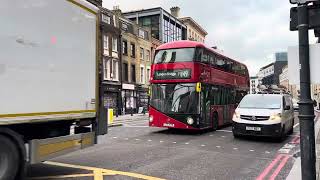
246 126 261 131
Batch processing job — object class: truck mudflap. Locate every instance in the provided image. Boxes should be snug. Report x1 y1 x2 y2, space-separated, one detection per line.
29 132 95 164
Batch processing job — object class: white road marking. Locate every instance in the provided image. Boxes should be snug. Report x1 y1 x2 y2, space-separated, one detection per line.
185 142 190 145
148 140 152 142
209 135 213 137
112 137 117 139
221 136 226 138
124 125 149 128
265 151 271 154
160 141 164 143
216 146 221 148
294 123 300 128
201 144 206 147
135 139 140 141
172 142 177 144
125 138 129 140
217 130 232 133
233 148 238 150
249 150 255 152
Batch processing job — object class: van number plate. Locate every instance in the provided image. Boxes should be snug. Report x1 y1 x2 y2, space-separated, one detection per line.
246 126 261 131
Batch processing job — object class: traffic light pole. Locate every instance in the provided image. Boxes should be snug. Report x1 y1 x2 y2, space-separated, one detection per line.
297 4 316 180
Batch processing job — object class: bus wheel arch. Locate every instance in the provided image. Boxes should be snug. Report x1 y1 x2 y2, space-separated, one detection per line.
0 128 27 180
212 112 219 131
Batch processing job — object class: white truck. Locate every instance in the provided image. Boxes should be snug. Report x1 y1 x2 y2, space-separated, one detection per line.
0 0 107 179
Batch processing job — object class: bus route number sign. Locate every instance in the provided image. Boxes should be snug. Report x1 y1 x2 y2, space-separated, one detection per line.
153 69 192 80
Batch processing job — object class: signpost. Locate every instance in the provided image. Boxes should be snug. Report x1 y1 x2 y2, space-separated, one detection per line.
289 0 320 179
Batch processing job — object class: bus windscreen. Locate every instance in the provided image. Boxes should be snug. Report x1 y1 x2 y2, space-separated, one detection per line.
154 48 195 64
150 83 199 114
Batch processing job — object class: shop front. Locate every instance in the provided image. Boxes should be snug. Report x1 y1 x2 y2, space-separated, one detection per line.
136 85 149 113
103 85 122 116
122 83 137 114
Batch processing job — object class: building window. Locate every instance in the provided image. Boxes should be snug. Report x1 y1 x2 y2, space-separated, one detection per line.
130 43 135 58
102 14 111 24
131 64 136 82
103 58 111 80
138 29 145 39
123 63 128 82
140 66 145 84
146 50 150 61
140 47 144 60
122 41 128 55
146 68 150 83
112 60 119 81
112 37 118 52
103 58 119 81
103 35 109 56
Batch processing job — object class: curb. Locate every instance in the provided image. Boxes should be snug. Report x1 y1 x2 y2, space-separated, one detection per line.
287 110 320 180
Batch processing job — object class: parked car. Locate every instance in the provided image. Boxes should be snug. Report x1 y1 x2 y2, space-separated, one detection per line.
232 94 294 140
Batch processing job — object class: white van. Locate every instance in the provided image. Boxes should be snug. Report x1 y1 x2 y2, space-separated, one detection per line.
232 94 294 140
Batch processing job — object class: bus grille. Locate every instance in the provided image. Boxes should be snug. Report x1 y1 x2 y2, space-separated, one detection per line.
240 115 270 121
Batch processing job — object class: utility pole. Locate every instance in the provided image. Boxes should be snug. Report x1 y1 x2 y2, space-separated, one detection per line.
297 4 316 180
290 0 320 179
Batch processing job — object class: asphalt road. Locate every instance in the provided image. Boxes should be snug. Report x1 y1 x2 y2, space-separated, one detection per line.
27 114 301 180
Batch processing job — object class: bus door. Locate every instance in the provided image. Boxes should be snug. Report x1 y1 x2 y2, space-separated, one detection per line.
201 85 211 128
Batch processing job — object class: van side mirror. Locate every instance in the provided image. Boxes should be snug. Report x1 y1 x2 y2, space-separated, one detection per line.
284 105 291 110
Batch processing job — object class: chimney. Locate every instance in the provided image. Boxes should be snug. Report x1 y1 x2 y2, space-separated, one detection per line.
170 7 180 18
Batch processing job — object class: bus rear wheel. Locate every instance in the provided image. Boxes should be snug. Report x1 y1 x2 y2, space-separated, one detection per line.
0 135 20 180
211 113 219 131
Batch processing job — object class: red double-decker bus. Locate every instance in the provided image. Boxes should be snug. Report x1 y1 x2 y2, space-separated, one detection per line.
149 41 250 130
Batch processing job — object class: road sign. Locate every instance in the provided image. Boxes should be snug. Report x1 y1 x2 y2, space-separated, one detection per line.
288 43 320 84
290 5 320 31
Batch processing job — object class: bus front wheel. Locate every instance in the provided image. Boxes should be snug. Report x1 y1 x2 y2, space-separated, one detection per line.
0 135 20 180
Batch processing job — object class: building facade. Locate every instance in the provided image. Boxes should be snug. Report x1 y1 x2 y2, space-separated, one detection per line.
123 7 187 43
250 76 259 94
275 52 288 62
259 60 287 86
178 17 207 43
279 65 289 91
114 9 153 114
100 7 122 114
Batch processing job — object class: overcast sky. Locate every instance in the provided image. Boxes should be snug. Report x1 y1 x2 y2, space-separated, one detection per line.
103 0 317 76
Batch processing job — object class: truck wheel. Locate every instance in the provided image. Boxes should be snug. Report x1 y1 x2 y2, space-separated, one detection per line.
0 135 20 180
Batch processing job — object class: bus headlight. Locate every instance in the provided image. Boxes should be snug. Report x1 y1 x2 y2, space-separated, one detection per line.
149 116 154 122
269 113 282 121
187 117 194 125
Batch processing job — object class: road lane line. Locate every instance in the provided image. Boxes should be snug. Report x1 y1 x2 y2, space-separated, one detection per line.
94 170 104 180
216 130 232 133
293 123 300 128
269 155 290 180
28 173 94 179
256 154 283 180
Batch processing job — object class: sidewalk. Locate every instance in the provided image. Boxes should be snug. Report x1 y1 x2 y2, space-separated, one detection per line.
287 109 320 180
109 113 149 127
